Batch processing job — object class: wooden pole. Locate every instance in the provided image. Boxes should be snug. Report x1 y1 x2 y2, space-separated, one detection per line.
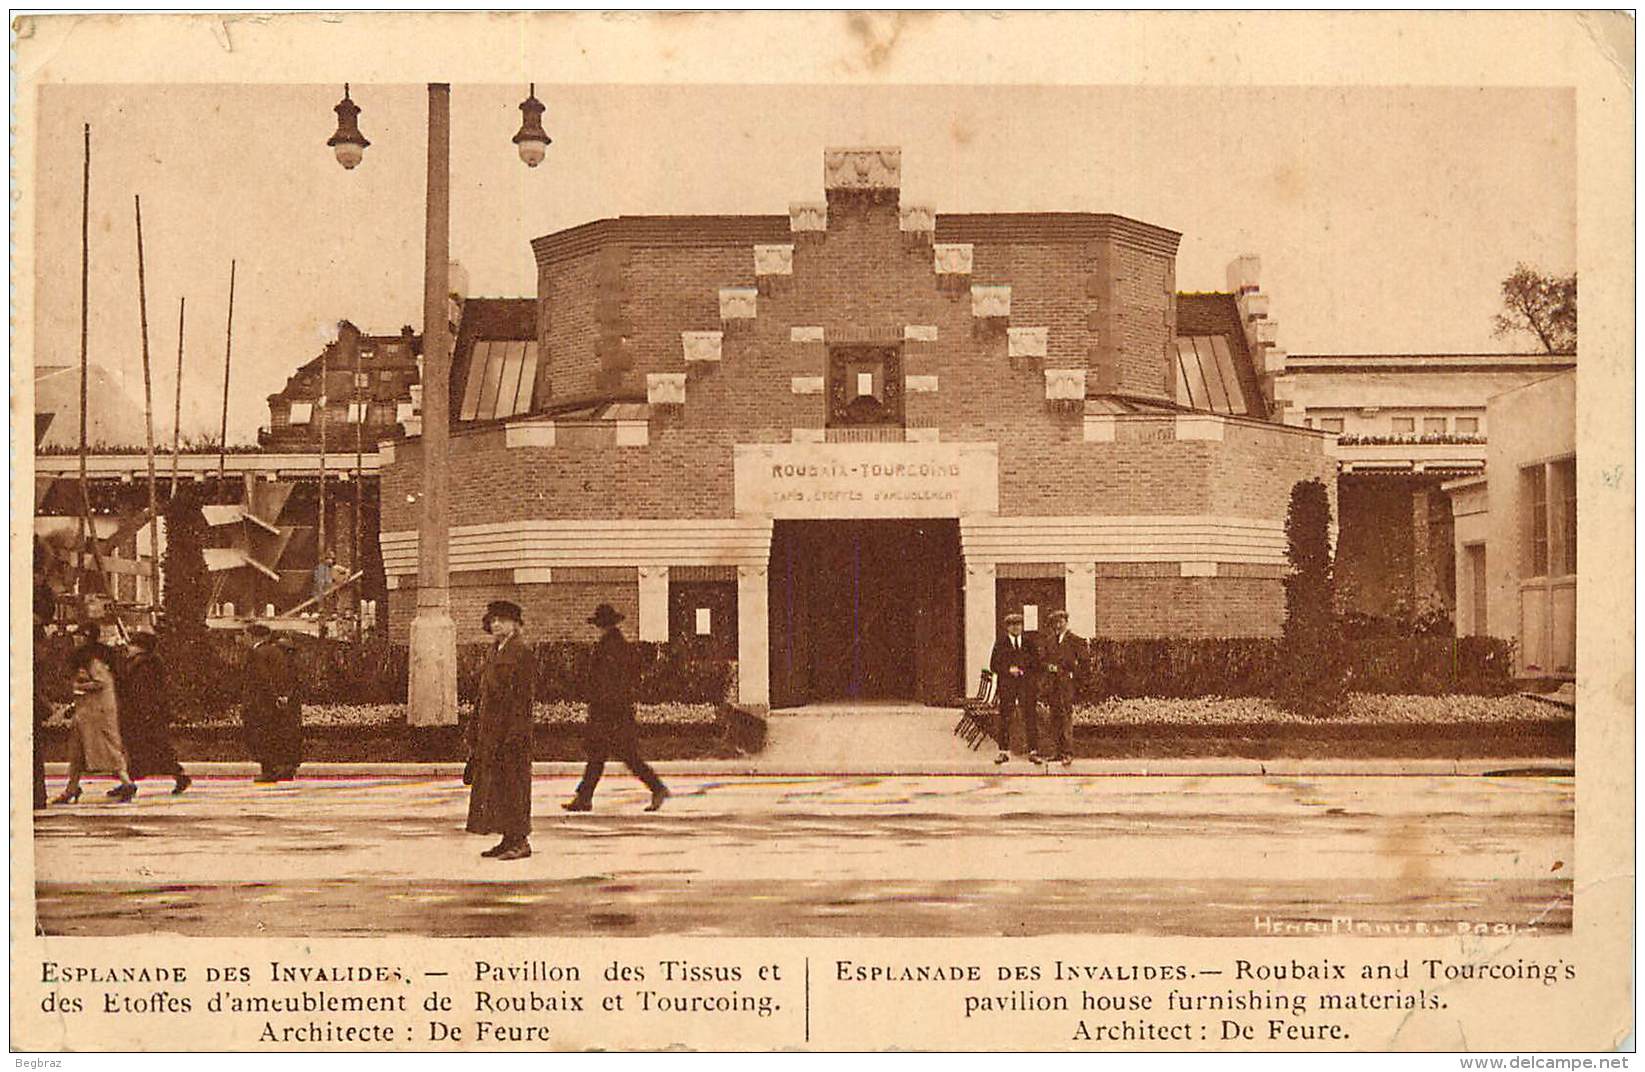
135 195 161 613
217 259 236 488
74 123 114 600
170 296 185 497
74 123 90 586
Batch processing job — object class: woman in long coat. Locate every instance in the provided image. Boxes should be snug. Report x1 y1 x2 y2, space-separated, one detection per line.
119 632 191 794
54 641 137 803
465 600 535 860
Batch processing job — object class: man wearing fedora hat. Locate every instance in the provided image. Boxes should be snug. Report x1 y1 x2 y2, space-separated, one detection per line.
563 603 670 813
468 599 536 860
239 622 303 783
989 611 1042 765
1037 608 1086 766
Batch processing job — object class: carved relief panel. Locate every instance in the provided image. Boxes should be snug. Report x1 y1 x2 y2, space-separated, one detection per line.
827 344 905 428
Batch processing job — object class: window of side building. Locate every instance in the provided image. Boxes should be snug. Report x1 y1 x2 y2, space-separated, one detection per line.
1317 417 1344 434
1391 416 1415 434
1423 416 1448 435
1455 416 1480 436
1522 464 1549 576
1553 457 1577 576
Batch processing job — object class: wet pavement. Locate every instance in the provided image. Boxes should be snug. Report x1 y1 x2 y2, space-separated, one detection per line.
32 771 1573 938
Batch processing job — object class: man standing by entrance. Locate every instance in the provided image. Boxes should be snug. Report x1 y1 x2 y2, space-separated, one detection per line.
1038 608 1086 766
989 611 1040 765
563 604 670 813
467 600 535 861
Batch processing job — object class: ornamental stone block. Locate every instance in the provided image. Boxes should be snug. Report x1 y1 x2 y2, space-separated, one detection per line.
719 287 758 321
1008 326 1049 358
614 420 650 447
1083 415 1117 442
899 204 935 232
789 202 827 232
681 331 724 363
934 243 974 275
790 325 825 344
823 147 901 191
791 376 825 395
971 285 1012 319
754 244 794 276
646 373 686 405
903 324 938 342
1044 367 1086 401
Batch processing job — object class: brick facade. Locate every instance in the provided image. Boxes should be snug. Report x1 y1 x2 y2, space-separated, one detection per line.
383 148 1336 702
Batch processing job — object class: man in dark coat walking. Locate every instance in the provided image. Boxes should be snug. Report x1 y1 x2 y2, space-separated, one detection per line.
563 604 669 813
240 623 303 782
466 600 535 860
118 631 191 794
1036 608 1087 766
989 611 1041 765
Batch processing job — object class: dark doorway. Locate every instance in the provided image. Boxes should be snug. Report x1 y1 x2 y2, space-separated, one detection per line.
769 519 962 706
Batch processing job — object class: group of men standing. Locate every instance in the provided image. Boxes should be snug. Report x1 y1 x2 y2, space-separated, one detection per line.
988 607 1087 767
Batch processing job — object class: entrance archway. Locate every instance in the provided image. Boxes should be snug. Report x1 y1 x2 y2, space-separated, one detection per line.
768 519 962 706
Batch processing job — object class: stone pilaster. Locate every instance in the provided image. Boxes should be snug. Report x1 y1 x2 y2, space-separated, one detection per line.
638 566 669 642
737 565 770 708
1064 562 1097 638
964 560 998 690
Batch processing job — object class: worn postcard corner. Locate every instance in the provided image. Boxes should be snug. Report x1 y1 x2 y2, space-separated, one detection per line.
9 9 1634 1056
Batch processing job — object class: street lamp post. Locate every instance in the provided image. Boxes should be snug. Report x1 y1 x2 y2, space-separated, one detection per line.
328 82 547 728
408 82 456 728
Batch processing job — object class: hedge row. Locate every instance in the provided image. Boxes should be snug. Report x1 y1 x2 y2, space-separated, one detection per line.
1075 635 1516 700
132 631 1520 724
151 634 735 723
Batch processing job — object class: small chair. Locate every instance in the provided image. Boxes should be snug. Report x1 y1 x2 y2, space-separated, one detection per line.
952 669 997 751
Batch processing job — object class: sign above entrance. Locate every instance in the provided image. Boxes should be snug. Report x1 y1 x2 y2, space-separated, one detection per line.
734 441 1000 519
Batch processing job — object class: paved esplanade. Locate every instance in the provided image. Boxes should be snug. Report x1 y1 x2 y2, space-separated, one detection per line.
33 770 1571 937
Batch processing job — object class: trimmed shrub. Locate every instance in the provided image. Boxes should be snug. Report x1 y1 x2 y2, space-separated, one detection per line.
1070 634 1515 704
1079 638 1284 699
1345 635 1516 695
1279 479 1348 715
154 485 236 720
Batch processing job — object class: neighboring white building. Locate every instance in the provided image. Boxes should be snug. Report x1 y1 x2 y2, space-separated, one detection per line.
1445 370 1576 679
1268 347 1575 628
1277 350 1575 475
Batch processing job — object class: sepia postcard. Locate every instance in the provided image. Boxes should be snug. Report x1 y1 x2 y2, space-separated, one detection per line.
9 10 1634 1055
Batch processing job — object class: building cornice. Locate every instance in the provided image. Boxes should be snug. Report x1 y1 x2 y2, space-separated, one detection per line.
1285 353 1576 374
935 213 1182 257
531 211 1183 268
